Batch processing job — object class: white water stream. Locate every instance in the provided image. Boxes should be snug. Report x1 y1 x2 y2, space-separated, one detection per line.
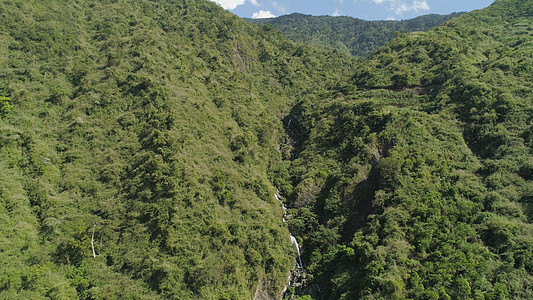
275 193 303 269
291 235 304 268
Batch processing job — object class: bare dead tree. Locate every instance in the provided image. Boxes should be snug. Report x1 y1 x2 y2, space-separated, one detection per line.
91 225 96 258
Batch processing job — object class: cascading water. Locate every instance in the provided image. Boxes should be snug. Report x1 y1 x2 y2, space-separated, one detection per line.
276 192 322 299
275 193 303 268
290 235 304 268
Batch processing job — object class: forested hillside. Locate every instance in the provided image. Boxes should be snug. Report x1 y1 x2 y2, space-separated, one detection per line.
0 0 353 298
247 12 463 56
0 0 531 299
282 0 533 298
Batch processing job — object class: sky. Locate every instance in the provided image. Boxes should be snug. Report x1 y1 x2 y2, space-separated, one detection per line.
210 0 495 20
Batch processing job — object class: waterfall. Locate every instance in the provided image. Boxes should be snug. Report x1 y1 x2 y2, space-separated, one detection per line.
276 192 322 300
290 235 304 268
276 193 303 269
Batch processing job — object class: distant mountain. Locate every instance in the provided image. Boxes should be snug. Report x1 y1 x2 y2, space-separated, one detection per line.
246 12 464 56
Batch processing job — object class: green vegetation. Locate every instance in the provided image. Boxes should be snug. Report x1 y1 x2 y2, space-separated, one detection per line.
0 0 353 298
0 0 531 299
247 12 463 56
281 0 533 298
0 96 12 117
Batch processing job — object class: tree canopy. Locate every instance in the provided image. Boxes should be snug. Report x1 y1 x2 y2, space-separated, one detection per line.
0 0 531 299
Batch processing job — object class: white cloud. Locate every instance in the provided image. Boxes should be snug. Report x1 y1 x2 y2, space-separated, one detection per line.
271 1 287 13
333 9 341 17
396 0 430 14
211 0 245 10
414 0 429 10
368 0 430 16
210 0 261 10
252 10 276 18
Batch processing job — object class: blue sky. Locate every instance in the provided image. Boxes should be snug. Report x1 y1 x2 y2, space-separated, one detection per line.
210 0 495 20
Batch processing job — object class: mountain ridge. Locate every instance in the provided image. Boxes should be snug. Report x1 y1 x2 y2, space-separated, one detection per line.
246 12 465 56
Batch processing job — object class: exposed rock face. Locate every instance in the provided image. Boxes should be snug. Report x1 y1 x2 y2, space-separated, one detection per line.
283 268 323 300
254 279 276 300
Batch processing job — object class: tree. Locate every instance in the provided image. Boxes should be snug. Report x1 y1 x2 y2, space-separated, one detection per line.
0 96 12 117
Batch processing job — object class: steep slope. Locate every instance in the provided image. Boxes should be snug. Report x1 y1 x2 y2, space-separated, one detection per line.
0 0 354 298
246 12 464 56
1 0 531 299
282 0 532 298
